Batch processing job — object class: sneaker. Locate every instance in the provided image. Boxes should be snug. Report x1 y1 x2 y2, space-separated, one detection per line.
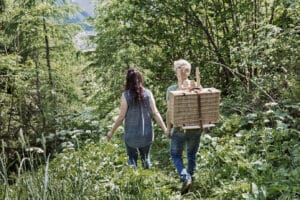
142 159 151 169
191 176 195 182
181 177 192 195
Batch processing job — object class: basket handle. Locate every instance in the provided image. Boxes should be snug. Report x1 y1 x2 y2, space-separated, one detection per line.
196 67 201 87
176 68 182 90
197 92 203 129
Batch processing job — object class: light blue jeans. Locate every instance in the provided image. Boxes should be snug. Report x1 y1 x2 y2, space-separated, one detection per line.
125 143 151 169
170 128 201 181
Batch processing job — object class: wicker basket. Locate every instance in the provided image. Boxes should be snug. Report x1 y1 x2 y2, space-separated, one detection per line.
168 88 221 128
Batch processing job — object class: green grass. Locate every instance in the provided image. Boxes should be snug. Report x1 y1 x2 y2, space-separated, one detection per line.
1 103 299 199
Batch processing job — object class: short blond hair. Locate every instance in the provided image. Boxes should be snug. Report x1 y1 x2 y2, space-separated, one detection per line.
173 59 191 75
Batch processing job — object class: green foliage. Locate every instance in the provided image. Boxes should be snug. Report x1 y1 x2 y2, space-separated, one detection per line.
0 0 84 175
91 0 299 117
0 136 175 199
1 102 299 199
1 0 299 199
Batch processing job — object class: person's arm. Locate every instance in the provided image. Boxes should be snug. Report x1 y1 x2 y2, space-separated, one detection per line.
165 88 172 138
107 94 128 141
149 92 168 137
165 100 171 138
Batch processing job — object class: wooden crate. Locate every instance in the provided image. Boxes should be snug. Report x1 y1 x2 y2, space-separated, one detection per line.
169 88 221 128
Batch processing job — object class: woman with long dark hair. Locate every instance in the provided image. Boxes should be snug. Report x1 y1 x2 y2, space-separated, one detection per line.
107 68 167 169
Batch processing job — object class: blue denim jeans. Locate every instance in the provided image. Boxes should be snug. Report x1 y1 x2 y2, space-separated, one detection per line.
125 143 151 169
170 128 201 181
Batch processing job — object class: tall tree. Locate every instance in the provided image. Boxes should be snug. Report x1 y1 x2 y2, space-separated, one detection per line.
0 0 81 168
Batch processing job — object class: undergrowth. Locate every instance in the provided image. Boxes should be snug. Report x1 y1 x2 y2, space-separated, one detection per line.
0 102 299 199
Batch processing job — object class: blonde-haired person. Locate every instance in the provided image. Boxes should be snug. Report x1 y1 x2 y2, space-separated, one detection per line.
166 59 202 195
173 59 191 80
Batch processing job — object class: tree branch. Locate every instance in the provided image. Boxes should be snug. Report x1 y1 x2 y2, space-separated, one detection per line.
209 61 276 102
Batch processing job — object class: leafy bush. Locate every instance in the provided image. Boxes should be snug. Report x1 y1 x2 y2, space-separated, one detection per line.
1 101 299 199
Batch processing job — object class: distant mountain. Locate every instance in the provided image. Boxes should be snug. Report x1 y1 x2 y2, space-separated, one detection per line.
67 0 95 31
73 31 96 52
67 11 89 23
66 0 96 51
67 11 93 31
71 0 95 17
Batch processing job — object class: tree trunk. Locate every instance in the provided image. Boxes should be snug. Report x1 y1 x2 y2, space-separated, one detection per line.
33 50 46 130
228 0 238 36
269 0 277 24
43 17 53 87
42 6 56 145
0 0 5 13
7 78 14 138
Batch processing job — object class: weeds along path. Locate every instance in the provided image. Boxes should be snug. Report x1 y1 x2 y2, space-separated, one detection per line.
2 103 299 199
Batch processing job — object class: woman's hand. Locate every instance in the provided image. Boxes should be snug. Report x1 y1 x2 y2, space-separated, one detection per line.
107 131 113 141
164 128 171 138
107 94 127 142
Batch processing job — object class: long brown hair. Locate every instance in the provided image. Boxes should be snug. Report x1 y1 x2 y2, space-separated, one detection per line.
125 68 144 104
